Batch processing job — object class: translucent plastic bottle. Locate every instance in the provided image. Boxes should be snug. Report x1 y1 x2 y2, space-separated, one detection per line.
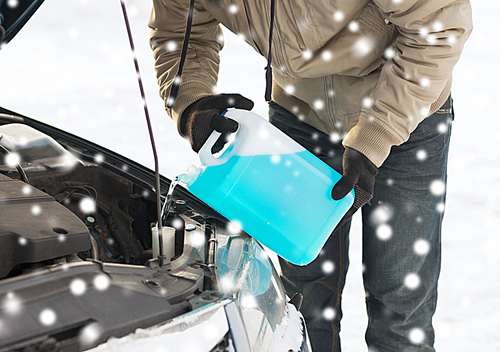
180 109 354 265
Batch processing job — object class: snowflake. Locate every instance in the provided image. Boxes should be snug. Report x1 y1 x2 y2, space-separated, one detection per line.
79 197 96 214
329 132 341 143
241 295 257 309
311 133 319 140
4 152 20 167
166 41 177 52
18 237 27 246
31 205 41 216
369 204 393 225
217 34 224 44
293 170 300 177
333 11 344 22
413 239 430 256
313 99 325 110
420 78 430 88
447 36 457 44
79 322 102 348
433 21 444 31
3 292 22 315
220 275 234 292
429 180 446 196
328 89 335 97
384 47 395 59
321 50 333 62
437 123 447 133
386 178 394 186
70 279 87 296
348 21 359 32
39 309 57 326
285 84 296 95
409 327 425 344
427 35 438 44
227 220 242 234
7 0 19 8
416 149 427 161
404 273 420 290
302 50 313 60
271 155 281 164
321 260 335 274
94 274 110 291
354 38 372 56
229 4 238 14
376 224 393 241
419 28 429 37
323 307 336 320
58 235 66 242
292 106 299 113
362 97 373 108
436 202 445 213
171 218 184 229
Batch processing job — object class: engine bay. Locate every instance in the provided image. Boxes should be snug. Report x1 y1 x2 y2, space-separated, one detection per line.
0 116 224 351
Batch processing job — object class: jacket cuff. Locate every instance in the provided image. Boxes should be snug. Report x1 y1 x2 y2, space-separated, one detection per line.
166 81 213 137
342 111 403 168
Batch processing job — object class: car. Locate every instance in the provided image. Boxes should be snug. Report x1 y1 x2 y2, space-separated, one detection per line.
0 1 311 351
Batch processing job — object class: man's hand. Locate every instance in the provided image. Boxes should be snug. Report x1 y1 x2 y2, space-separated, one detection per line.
332 147 378 201
181 94 254 152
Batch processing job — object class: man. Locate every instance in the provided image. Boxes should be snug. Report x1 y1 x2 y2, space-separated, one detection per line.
149 1 472 350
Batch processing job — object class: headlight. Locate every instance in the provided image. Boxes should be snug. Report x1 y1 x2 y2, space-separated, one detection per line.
216 233 288 351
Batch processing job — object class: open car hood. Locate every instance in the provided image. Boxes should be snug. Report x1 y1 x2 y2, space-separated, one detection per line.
0 0 44 46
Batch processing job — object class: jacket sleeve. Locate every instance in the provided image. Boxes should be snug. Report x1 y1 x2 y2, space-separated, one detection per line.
343 0 472 167
148 0 223 135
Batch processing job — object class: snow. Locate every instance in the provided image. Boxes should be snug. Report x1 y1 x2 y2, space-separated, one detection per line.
0 0 499 350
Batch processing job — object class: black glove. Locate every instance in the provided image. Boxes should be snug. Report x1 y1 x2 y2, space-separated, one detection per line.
331 147 378 231
332 147 378 200
180 94 254 153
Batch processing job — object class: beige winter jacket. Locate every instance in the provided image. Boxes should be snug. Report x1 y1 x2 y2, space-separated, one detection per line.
149 0 472 167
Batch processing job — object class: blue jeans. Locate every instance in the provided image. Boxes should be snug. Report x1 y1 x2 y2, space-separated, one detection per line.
269 97 453 352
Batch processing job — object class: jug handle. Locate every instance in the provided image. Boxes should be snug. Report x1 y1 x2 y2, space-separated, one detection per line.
198 127 238 166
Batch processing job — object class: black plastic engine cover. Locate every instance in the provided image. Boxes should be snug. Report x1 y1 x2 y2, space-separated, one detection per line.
0 173 90 278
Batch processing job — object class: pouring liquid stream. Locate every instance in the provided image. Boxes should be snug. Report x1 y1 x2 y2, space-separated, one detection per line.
160 176 181 225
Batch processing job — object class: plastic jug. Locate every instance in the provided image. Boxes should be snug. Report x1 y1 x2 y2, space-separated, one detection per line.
180 109 354 265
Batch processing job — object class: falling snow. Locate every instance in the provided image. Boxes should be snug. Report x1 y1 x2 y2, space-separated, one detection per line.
31 205 41 216
4 152 20 167
416 149 427 161
3 292 22 315
227 221 242 234
80 197 96 214
322 260 335 274
321 50 333 62
409 327 425 344
414 239 430 256
166 40 177 52
70 278 87 296
94 274 110 291
348 21 359 32
79 322 102 348
430 180 446 196
354 38 372 56
376 224 393 241
39 308 57 326
404 273 420 290
323 307 336 320
333 11 344 22
302 50 313 60
228 4 238 14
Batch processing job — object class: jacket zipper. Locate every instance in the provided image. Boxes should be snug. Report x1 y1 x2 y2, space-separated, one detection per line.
267 4 295 79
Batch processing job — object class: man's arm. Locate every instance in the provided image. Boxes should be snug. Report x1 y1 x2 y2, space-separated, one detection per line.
149 0 222 135
343 0 473 167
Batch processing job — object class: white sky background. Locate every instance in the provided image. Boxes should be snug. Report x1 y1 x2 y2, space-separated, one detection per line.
0 0 499 351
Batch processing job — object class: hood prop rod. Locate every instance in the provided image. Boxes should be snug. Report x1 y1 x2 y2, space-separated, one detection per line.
119 0 166 265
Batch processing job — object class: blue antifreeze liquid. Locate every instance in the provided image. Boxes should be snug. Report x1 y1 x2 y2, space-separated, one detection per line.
186 149 354 265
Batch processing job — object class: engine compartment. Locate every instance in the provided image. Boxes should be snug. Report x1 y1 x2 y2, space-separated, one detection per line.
0 117 223 351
